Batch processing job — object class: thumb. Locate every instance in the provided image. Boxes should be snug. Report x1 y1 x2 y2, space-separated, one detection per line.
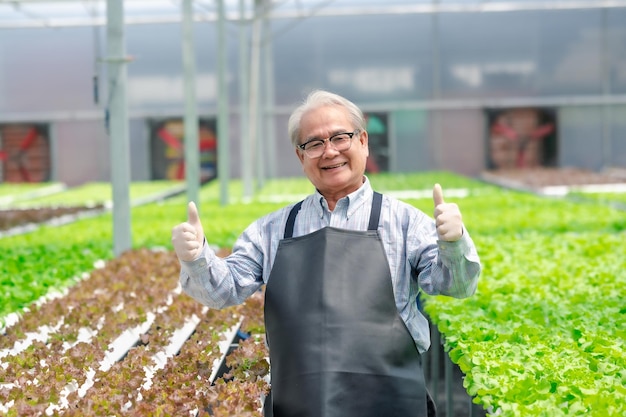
433 183 445 207
187 202 204 241
187 201 200 224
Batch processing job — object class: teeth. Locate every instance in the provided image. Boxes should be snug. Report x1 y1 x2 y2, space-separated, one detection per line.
325 163 344 169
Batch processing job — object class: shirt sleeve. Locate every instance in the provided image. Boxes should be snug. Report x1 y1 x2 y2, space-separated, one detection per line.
179 221 266 309
413 217 481 299
434 227 481 298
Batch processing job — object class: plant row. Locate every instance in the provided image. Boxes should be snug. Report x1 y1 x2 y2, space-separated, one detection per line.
0 181 185 209
418 177 625 416
425 229 625 416
0 248 269 416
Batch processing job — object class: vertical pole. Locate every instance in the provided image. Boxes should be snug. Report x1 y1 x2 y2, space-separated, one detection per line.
444 351 453 417
252 0 266 188
262 8 276 179
601 7 612 169
431 0 442 170
430 324 440 411
388 113 397 172
240 0 253 201
106 0 132 256
217 0 230 205
249 0 263 190
49 125 58 182
182 0 200 208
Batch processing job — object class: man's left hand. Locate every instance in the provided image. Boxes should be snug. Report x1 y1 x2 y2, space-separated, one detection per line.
433 183 463 241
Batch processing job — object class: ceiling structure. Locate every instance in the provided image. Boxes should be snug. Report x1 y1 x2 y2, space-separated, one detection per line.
2 0 625 244
1 0 626 29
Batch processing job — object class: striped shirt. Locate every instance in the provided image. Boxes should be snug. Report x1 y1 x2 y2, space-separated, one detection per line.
180 177 481 353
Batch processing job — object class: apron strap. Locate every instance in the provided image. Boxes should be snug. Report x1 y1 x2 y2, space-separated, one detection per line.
284 201 303 239
368 191 383 231
284 192 383 238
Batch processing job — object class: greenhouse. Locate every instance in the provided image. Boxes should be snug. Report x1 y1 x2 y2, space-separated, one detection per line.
1 1 625 416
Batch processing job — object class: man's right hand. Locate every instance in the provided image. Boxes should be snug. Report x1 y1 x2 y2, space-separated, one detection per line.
171 201 205 262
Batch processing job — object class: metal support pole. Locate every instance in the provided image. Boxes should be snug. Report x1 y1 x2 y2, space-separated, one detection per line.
601 7 612 169
182 0 200 208
262 9 276 179
431 0 442 170
249 0 264 190
106 0 132 256
217 0 230 205
247 0 262 190
430 324 441 409
445 349 453 417
239 0 253 201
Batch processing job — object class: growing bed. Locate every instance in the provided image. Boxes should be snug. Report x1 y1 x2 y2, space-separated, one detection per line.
1 170 624 416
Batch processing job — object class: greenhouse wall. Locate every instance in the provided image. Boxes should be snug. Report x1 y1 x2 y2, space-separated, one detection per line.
0 2 625 184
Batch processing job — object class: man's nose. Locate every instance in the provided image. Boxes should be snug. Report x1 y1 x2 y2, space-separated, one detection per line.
321 140 340 157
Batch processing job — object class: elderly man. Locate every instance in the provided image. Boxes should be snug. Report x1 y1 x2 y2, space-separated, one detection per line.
172 89 481 417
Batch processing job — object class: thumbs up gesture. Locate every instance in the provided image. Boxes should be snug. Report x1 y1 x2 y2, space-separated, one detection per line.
171 201 205 261
433 183 463 242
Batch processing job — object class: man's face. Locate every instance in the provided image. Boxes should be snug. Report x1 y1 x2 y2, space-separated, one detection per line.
296 105 369 199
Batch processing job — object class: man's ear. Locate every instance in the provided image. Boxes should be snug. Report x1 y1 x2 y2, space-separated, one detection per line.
360 130 370 156
295 146 305 163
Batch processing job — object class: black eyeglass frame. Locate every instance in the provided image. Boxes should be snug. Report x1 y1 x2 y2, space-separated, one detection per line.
296 130 359 157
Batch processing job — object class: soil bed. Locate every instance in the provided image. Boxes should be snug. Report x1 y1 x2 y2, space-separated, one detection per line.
0 205 104 231
481 167 626 190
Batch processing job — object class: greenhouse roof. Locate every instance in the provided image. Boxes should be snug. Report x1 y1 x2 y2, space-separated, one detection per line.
1 0 625 29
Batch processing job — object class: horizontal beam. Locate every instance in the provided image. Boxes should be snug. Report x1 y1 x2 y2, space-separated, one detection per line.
2 94 626 123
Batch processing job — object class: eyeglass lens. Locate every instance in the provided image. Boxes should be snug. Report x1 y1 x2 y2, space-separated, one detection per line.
302 132 355 157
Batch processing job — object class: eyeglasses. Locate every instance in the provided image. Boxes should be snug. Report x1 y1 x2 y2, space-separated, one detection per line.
297 131 359 159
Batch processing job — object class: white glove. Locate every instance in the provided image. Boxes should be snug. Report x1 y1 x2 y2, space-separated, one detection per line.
171 201 205 261
433 183 464 242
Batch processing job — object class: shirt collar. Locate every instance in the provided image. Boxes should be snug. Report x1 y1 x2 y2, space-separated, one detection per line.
313 176 372 219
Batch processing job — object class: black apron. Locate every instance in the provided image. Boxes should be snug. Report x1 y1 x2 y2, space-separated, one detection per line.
264 192 427 417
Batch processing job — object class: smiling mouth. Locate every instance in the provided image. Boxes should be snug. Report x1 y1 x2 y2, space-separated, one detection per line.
322 162 347 170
